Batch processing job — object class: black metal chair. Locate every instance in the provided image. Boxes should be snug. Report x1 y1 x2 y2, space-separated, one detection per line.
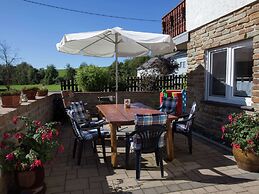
67 110 107 165
125 114 167 180
172 102 196 154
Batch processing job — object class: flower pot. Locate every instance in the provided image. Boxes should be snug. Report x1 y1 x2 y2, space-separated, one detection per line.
232 147 259 172
37 90 48 97
1 95 21 108
15 167 45 193
23 90 37 100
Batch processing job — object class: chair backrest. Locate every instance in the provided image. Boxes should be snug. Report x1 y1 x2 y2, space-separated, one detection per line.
186 101 197 129
70 101 91 124
66 110 83 140
61 90 75 109
134 114 167 152
160 97 178 114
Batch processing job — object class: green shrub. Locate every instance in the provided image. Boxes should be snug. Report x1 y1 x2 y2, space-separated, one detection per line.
22 86 39 91
0 89 21 96
76 65 109 91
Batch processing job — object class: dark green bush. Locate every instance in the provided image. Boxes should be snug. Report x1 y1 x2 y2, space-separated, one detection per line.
76 65 109 91
0 89 21 96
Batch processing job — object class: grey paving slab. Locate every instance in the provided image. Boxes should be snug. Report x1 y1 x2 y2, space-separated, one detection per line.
44 123 259 194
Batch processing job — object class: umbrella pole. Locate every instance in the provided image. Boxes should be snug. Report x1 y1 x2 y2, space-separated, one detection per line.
115 33 118 105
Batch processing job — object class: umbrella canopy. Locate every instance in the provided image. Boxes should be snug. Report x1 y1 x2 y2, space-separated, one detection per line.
56 27 175 104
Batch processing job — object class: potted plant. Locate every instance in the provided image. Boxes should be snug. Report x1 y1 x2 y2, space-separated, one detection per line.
222 112 259 172
22 86 39 100
37 87 48 97
0 116 64 193
0 89 21 108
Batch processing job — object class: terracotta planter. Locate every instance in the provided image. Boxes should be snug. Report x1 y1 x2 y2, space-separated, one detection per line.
15 167 45 193
233 147 259 172
23 90 37 100
1 95 21 108
37 90 48 97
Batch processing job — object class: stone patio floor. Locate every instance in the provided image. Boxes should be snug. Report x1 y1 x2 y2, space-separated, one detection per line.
45 123 259 194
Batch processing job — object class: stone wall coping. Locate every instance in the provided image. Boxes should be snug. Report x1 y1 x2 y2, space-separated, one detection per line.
201 100 254 111
0 92 59 116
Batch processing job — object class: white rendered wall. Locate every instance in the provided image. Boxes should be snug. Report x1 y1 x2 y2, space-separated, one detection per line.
186 0 256 32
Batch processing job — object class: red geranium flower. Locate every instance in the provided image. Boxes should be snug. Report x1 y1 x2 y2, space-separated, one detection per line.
3 133 10 139
232 143 240 149
6 153 14 161
30 159 43 169
12 116 18 125
14 133 24 140
247 139 254 145
221 126 226 133
33 121 41 127
228 114 233 122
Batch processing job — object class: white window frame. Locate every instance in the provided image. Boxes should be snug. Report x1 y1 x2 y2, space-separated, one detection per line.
205 40 252 106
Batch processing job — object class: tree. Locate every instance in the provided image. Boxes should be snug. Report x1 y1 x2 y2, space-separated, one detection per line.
0 41 19 89
65 64 76 80
36 68 46 83
44 65 58 84
76 65 109 91
107 56 150 90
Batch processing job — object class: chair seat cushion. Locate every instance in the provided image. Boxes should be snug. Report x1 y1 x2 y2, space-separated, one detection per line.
175 123 188 133
130 132 166 150
81 128 109 140
80 119 106 128
160 97 178 114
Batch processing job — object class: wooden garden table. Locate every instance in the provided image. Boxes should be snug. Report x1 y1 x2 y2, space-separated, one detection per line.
96 103 177 167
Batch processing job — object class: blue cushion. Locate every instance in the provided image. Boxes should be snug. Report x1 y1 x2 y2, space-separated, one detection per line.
160 97 178 114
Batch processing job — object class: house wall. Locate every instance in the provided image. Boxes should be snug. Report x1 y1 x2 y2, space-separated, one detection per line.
187 2 259 138
186 0 257 32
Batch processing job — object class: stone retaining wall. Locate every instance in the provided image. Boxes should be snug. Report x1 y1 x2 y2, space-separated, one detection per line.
75 91 160 115
0 93 60 194
187 1 259 137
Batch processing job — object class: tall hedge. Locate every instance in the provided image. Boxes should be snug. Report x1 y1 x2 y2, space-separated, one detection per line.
76 65 109 91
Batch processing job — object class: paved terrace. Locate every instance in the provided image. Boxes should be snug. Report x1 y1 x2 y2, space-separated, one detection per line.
45 123 259 194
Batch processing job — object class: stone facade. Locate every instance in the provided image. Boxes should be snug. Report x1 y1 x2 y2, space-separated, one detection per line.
187 1 259 138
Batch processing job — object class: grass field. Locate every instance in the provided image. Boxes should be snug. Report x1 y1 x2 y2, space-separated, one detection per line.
0 84 61 91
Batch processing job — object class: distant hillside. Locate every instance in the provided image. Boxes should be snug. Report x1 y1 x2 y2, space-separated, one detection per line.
58 69 66 78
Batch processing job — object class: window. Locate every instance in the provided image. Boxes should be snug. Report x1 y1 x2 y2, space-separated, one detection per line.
206 40 253 106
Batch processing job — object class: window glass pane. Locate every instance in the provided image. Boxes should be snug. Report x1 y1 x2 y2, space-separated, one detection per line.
209 50 227 96
233 45 253 97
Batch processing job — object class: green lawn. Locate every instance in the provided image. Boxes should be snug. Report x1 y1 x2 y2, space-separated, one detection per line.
0 84 61 92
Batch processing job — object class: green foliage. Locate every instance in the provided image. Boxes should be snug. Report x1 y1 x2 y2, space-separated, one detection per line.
44 65 58 85
65 64 76 80
22 86 39 91
76 65 109 91
38 86 48 92
107 56 150 90
0 116 63 172
222 112 259 155
0 89 21 96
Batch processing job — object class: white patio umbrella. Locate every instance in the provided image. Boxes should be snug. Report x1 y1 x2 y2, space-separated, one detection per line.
56 27 175 104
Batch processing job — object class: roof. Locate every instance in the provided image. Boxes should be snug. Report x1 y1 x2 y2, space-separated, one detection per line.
137 57 161 70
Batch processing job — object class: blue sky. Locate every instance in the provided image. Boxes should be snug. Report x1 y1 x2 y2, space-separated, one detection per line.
0 0 180 69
